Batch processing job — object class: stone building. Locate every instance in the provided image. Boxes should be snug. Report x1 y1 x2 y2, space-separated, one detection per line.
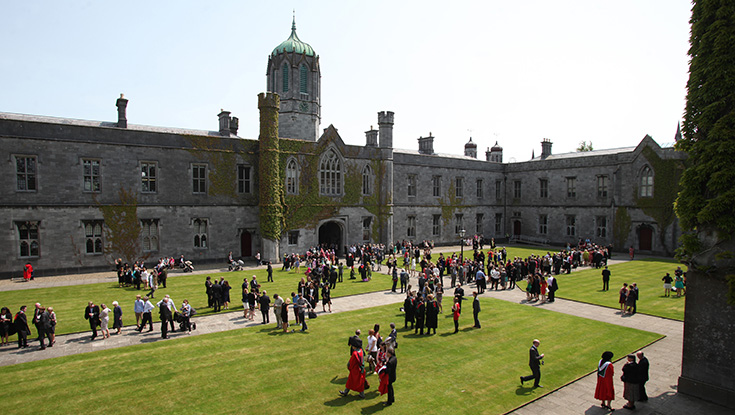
0 21 685 278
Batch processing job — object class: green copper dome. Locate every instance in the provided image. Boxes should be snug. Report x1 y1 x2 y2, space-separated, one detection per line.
272 18 316 57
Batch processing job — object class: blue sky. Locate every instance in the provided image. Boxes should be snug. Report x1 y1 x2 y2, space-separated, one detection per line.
0 1 691 162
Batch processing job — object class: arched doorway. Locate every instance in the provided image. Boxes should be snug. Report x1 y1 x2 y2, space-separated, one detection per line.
318 221 342 254
638 225 653 251
513 220 522 237
240 230 252 258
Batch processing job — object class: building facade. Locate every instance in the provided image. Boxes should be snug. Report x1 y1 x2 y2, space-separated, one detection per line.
0 22 685 278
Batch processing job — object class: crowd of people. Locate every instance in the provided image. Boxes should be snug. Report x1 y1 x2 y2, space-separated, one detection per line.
340 323 398 406
595 350 650 410
0 303 57 349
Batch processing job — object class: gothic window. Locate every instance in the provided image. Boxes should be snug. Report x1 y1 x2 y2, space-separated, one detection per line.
566 177 577 198
407 216 416 237
282 63 289 93
300 64 308 94
16 155 37 192
193 218 208 248
141 161 157 193
238 165 252 194
82 159 101 192
455 213 464 234
286 159 298 195
476 213 484 234
432 214 441 236
495 213 503 233
596 216 608 238
640 166 653 197
319 149 342 196
17 221 40 258
432 176 441 197
141 219 160 252
407 174 416 197
539 214 548 235
362 165 373 196
192 164 207 194
566 215 576 237
83 220 104 254
597 175 609 198
539 179 548 198
362 217 372 241
288 231 299 245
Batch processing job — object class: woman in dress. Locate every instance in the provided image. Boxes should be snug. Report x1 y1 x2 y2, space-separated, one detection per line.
662 273 674 297
594 351 615 409
222 280 231 310
526 276 534 301
674 273 685 297
247 289 257 320
99 303 111 339
619 283 629 314
0 306 12 345
539 274 548 302
321 283 332 313
112 301 123 335
435 283 444 313
452 296 461 334
46 306 57 346
281 298 291 332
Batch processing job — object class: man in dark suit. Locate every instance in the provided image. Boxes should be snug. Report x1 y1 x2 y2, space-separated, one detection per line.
212 279 222 312
547 275 558 302
637 351 650 401
14 305 31 348
259 291 271 324
601 266 611 291
159 301 172 339
267 262 274 282
205 276 214 308
32 303 43 345
520 339 544 388
84 301 101 340
384 346 398 406
472 291 481 328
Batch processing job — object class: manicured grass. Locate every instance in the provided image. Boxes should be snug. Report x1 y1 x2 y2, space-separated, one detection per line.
551 258 685 320
0 267 392 338
0 297 661 415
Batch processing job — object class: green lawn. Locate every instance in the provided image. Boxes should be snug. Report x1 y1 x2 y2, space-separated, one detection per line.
552 258 685 320
0 267 392 337
0 297 661 415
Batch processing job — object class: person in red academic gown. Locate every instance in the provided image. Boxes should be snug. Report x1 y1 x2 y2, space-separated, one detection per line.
594 351 615 409
339 345 366 398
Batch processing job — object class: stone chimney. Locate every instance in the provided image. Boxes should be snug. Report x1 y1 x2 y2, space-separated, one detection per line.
540 138 553 159
418 133 435 155
218 110 239 136
116 94 128 128
365 126 378 147
378 111 394 148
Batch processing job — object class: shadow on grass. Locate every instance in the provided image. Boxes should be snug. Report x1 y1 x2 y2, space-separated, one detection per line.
515 385 537 396
361 400 388 414
330 375 347 384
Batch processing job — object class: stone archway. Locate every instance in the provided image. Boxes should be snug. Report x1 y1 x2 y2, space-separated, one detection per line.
318 221 343 254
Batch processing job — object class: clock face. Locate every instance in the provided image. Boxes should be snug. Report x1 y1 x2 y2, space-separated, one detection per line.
299 102 309 112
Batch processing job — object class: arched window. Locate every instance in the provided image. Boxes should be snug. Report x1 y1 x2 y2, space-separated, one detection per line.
300 64 308 94
286 158 299 195
319 149 342 196
282 63 289 93
640 166 654 197
194 218 208 248
362 165 372 195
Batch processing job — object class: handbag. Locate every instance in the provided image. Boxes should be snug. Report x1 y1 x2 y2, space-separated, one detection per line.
308 310 317 319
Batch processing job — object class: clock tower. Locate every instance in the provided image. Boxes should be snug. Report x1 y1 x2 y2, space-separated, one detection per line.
267 18 321 141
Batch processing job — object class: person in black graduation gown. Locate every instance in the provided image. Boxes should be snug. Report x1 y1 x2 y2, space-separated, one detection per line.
425 295 439 335
403 293 415 329
14 306 31 348
414 297 425 335
159 302 172 339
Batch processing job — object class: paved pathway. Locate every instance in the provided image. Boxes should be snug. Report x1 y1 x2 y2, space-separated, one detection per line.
0 248 728 414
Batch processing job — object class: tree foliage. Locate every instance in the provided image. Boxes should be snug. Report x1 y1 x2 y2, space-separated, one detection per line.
97 188 146 264
675 0 735 255
576 141 594 152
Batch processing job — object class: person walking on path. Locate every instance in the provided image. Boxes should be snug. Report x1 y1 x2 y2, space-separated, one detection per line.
594 351 615 410
602 267 611 291
112 301 123 335
84 301 100 340
520 339 544 388
637 351 649 402
99 303 111 339
134 295 144 330
472 291 481 328
138 296 154 332
621 354 640 410
339 343 366 399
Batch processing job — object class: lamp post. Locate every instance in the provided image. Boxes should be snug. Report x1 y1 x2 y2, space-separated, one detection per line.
459 228 466 263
